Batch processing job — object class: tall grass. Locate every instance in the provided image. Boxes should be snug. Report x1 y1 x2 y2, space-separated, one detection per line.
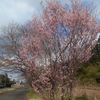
73 85 100 100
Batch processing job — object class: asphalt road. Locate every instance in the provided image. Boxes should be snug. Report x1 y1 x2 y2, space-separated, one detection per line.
0 87 28 100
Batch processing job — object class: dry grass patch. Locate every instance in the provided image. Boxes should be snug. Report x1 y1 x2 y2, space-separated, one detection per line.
73 85 100 100
12 85 24 88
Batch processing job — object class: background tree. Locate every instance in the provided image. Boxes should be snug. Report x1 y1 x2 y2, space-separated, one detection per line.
89 35 100 63
77 62 100 85
77 36 100 84
0 73 12 87
18 0 100 100
0 22 28 82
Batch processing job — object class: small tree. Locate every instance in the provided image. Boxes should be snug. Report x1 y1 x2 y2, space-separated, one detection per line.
20 0 100 100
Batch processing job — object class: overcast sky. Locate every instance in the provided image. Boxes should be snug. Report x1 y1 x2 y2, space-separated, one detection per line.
0 0 100 28
0 0 100 81
0 0 42 27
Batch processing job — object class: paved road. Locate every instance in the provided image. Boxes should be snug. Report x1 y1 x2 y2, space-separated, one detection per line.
0 87 28 100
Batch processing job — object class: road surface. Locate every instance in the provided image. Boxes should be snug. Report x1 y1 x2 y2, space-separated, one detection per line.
0 87 28 100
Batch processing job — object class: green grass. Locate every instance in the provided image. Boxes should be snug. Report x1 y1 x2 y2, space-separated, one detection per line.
27 92 41 99
27 88 41 100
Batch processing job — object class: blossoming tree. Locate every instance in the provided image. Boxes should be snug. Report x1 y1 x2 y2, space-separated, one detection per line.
19 0 100 100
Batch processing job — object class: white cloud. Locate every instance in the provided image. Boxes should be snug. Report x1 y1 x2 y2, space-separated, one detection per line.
0 0 100 29
0 0 42 28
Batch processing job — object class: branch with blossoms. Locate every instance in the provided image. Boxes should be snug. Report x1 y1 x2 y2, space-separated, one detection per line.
19 0 100 100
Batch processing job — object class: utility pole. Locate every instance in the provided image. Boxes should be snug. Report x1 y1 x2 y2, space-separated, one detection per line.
5 72 6 91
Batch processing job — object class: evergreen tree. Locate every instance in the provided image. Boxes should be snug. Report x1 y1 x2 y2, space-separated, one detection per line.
90 35 100 63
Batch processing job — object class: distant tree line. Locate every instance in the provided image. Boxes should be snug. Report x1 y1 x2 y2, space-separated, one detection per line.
0 73 15 88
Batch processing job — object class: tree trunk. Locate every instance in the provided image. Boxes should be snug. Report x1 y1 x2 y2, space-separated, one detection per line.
61 87 64 100
68 83 73 100
50 90 55 100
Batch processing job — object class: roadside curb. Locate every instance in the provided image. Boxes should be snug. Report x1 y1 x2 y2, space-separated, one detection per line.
0 87 21 95
0 88 15 94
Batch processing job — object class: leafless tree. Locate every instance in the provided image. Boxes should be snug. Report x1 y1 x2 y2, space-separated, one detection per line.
0 22 27 77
